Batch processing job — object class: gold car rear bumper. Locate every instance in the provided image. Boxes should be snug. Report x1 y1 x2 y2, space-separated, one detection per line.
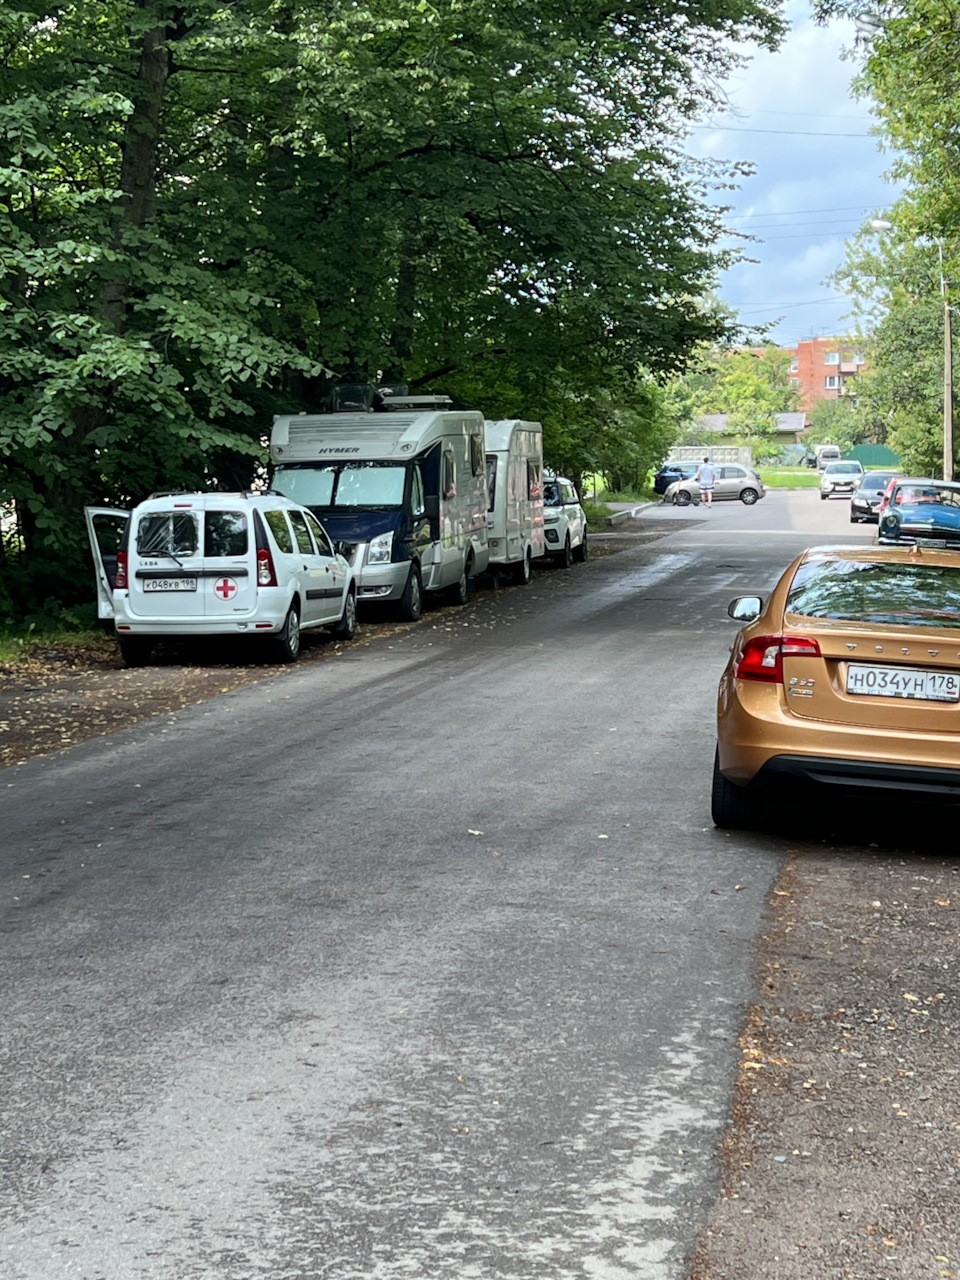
717 679 960 792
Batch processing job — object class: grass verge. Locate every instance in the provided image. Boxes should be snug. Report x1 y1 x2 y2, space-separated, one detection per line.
758 468 821 488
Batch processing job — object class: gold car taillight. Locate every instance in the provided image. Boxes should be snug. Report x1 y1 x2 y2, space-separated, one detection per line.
736 634 821 683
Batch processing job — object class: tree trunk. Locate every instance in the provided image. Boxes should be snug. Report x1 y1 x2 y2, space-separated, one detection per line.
382 234 419 384
101 3 179 332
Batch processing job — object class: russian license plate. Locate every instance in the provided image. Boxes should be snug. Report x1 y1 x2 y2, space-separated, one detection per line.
143 578 197 592
847 664 960 702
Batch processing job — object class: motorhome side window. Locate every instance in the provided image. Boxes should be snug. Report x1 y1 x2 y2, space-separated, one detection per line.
442 449 456 498
287 510 316 555
263 509 294 554
305 511 333 556
470 432 484 477
204 512 248 557
486 456 497 513
527 461 542 501
411 466 425 516
137 512 198 557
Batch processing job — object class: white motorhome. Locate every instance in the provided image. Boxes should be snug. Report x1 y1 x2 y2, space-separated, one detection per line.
484 419 545 585
270 392 489 620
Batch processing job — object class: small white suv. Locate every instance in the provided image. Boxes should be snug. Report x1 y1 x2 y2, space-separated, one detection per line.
542 475 587 566
820 460 864 499
86 492 356 665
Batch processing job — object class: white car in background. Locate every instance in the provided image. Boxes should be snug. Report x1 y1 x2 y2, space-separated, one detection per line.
542 475 587 565
86 491 356 666
820 459 864 500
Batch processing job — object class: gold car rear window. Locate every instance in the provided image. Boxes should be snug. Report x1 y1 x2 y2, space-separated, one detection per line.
787 559 960 629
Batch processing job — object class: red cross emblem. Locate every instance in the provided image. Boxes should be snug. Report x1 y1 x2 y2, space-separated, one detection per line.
214 577 238 600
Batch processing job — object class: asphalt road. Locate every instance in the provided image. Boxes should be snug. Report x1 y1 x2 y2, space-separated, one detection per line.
1 490 872 1280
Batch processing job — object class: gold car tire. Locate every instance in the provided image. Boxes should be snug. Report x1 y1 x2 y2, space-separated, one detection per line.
711 748 758 830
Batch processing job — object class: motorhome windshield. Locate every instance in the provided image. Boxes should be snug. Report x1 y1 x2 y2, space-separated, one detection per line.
273 463 406 508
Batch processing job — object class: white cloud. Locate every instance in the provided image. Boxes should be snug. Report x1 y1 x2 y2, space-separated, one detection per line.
688 0 898 344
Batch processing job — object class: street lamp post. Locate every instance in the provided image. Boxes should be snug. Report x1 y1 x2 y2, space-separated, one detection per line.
872 220 954 480
940 242 955 480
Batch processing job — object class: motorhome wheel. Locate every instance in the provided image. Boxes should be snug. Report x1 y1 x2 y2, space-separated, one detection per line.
450 559 470 605
399 566 422 621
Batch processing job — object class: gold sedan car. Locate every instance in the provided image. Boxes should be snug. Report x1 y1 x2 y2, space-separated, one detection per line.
713 545 960 828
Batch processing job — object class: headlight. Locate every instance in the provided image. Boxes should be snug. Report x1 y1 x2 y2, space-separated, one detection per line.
366 531 394 565
880 512 901 534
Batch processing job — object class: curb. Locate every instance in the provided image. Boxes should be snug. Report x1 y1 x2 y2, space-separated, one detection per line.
596 503 653 527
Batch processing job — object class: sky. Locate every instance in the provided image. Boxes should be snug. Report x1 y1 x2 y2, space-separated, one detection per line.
689 0 898 348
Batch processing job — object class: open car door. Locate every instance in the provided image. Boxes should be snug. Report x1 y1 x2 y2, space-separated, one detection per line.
84 507 129 620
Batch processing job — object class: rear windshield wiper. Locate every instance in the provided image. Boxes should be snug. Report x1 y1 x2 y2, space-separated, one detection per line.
139 533 185 567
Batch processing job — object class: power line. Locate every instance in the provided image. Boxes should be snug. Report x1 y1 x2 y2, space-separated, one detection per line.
723 216 866 232
736 296 847 312
723 205 872 221
749 229 861 241
692 124 873 138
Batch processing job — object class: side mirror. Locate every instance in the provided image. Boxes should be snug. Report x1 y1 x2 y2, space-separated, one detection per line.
728 596 763 623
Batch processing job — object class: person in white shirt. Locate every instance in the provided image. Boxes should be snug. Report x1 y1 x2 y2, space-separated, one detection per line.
695 456 717 506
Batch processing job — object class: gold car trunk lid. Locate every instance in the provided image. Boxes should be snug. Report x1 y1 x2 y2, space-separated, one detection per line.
782 626 960 730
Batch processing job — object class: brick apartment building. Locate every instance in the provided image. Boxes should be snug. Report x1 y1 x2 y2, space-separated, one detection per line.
784 336 868 413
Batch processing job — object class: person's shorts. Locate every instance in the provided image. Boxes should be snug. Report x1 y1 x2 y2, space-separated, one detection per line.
700 485 715 493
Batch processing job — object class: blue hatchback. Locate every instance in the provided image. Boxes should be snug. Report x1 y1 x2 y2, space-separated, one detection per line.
653 462 698 495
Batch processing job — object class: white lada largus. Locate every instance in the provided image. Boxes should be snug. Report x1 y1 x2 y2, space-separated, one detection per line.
85 491 356 666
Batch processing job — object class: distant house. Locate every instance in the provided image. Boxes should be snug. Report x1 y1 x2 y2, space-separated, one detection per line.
695 412 808 442
783 337 869 412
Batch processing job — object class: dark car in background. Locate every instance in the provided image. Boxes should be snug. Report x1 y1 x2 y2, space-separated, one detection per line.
653 462 698 495
849 470 900 523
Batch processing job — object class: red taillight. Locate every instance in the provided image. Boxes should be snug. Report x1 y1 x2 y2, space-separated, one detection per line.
114 550 128 590
735 634 821 683
257 546 277 587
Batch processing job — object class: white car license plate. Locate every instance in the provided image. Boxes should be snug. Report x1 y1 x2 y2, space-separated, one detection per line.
143 578 197 592
847 664 960 702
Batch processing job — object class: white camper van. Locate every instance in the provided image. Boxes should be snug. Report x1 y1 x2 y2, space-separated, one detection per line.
270 392 489 620
484 419 545 585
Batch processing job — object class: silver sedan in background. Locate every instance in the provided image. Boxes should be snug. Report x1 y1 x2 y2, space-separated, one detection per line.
665 464 766 506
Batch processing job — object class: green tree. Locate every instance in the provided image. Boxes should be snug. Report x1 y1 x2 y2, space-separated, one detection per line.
832 227 947 475
688 345 799 454
0 0 786 617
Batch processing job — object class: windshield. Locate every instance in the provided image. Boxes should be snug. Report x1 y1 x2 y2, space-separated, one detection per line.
543 480 561 507
825 462 862 474
786 558 960 629
893 483 960 508
273 463 406 508
859 473 895 491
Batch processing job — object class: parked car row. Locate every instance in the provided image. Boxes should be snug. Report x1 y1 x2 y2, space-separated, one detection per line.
87 396 588 667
